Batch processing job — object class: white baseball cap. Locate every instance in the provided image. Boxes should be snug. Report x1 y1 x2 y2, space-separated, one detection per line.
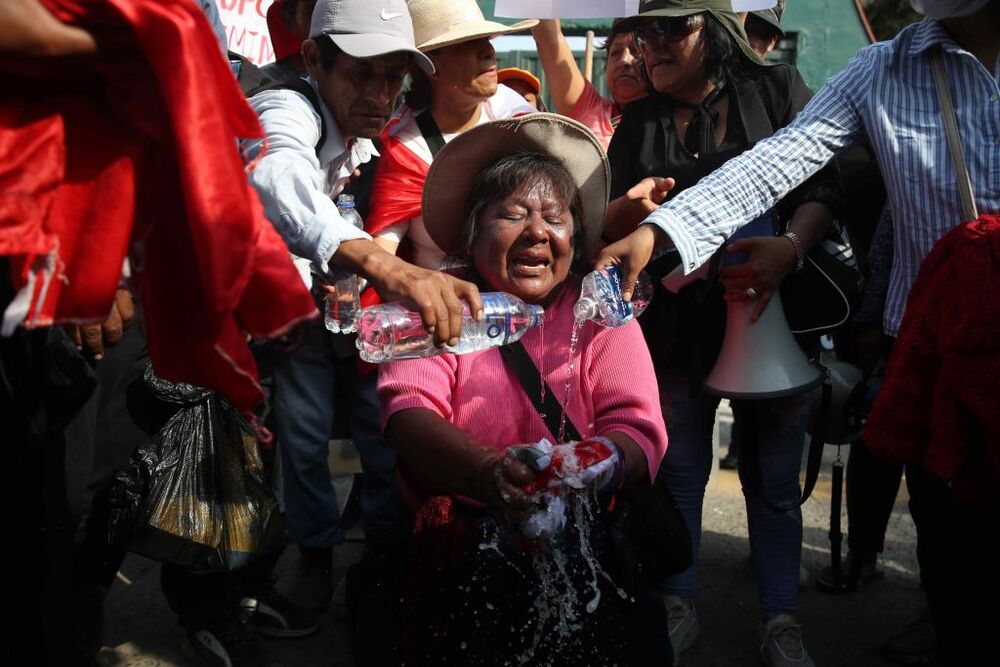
310 0 434 73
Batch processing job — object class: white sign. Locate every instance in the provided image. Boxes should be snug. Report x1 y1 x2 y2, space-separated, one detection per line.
494 0 640 19
731 0 777 11
217 0 276 65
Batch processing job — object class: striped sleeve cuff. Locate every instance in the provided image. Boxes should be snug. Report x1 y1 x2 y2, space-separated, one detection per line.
641 210 706 275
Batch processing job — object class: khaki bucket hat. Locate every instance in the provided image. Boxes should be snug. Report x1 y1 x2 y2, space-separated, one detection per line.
408 0 538 52
422 113 610 261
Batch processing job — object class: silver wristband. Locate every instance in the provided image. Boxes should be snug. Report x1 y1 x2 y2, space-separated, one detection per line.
782 231 806 273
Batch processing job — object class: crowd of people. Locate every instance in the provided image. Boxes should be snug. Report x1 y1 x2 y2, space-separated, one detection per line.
3 0 997 666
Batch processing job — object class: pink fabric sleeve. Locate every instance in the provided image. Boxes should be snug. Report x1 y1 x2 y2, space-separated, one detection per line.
568 80 617 151
376 354 457 432
583 319 668 482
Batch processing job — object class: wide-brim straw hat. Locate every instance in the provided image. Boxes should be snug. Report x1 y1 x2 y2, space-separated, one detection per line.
422 113 609 261
408 0 538 52
618 0 764 67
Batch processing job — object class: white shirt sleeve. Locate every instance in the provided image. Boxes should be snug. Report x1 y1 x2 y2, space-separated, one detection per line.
375 220 410 244
244 89 370 275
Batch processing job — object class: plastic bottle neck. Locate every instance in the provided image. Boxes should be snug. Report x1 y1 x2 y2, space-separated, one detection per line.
574 297 599 322
528 304 545 327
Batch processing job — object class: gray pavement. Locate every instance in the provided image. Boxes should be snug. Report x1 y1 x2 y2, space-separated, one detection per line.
98 434 921 667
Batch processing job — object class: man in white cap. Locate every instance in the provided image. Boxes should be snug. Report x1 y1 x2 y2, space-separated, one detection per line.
599 2 999 663
238 0 483 646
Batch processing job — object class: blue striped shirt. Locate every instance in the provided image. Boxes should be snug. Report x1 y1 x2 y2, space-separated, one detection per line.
646 19 1000 336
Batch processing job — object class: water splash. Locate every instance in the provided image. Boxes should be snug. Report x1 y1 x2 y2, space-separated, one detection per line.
537 316 546 407
559 316 585 442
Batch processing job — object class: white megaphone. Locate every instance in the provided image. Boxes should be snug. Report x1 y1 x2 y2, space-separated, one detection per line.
703 215 823 399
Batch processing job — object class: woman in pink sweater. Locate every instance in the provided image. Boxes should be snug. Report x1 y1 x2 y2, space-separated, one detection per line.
376 114 670 665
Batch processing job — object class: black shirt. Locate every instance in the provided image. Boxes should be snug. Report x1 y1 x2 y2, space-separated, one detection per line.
607 63 844 381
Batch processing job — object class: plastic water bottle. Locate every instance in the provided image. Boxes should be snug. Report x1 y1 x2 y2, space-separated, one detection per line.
574 266 653 328
325 194 364 334
356 293 544 363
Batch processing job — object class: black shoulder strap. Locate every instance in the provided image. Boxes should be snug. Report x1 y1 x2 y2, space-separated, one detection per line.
497 342 582 443
274 77 328 155
733 75 776 146
415 109 446 159
237 56 327 156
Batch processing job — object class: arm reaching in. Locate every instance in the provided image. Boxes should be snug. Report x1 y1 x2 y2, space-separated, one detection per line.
334 239 483 347
604 177 676 242
531 19 586 117
594 225 670 302
0 0 97 57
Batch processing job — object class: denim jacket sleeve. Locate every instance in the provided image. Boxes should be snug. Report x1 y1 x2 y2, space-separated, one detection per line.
244 89 369 275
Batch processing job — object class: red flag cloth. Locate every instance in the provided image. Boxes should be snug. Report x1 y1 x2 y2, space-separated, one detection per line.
0 0 316 411
266 0 302 63
865 213 1000 496
366 114 430 239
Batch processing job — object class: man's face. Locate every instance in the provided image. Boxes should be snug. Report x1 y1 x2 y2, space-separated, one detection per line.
308 47 411 139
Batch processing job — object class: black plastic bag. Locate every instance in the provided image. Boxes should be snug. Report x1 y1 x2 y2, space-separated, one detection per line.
108 366 283 572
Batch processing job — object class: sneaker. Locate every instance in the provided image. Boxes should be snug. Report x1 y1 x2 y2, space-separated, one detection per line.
285 545 333 610
241 587 320 639
663 595 699 665
759 614 815 666
183 619 269 667
882 608 937 665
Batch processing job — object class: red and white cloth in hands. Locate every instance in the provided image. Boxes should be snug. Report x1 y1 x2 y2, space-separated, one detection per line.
516 437 624 541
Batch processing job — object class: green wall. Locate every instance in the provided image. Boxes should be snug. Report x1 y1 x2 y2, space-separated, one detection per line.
781 0 871 89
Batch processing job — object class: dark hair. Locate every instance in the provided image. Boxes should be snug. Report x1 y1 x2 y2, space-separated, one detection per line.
701 12 748 83
405 65 432 109
315 37 343 71
599 18 634 62
280 0 313 24
447 152 587 273
744 13 781 48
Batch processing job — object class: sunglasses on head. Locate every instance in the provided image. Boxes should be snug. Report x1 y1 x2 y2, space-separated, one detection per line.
632 15 704 50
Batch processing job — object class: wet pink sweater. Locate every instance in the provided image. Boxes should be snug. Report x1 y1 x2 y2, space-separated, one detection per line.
377 276 668 498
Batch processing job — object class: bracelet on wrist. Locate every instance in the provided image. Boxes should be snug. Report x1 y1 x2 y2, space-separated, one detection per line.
782 231 806 273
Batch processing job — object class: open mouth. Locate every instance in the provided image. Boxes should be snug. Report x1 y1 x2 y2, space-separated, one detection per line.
510 254 551 276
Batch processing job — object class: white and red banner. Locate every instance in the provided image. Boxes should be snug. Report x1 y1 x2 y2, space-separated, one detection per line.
217 0 276 64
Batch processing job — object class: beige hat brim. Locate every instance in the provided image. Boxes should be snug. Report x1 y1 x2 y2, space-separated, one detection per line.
418 19 538 52
422 113 609 261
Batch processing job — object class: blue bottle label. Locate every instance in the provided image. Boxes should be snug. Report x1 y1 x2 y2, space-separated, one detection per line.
606 267 633 320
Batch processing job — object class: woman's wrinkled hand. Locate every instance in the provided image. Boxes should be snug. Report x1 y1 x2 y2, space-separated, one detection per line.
478 449 538 524
718 236 798 322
